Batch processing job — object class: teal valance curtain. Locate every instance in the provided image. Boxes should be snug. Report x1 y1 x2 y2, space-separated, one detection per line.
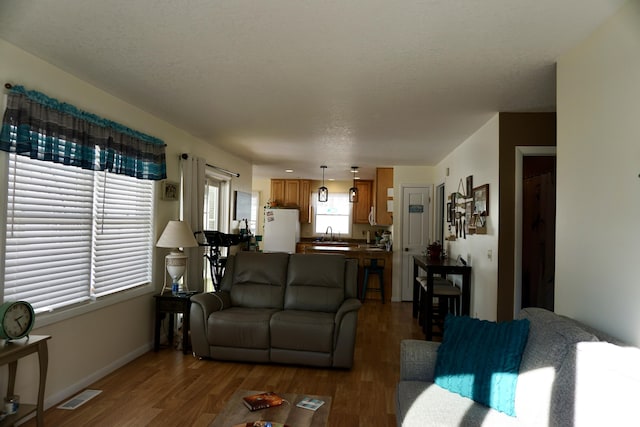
0 85 166 180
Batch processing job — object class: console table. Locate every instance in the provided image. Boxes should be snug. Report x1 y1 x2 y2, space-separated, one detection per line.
0 335 51 427
413 256 472 340
154 292 198 354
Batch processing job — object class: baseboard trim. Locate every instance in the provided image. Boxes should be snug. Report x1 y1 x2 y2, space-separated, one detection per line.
43 341 153 411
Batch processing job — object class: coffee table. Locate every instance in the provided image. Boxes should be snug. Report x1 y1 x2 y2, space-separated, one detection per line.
210 389 331 427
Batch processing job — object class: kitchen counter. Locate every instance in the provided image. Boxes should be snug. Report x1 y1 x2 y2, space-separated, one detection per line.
305 245 388 253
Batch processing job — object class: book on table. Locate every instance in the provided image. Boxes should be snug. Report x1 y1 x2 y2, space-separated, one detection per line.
242 392 284 411
295 397 325 411
232 422 288 427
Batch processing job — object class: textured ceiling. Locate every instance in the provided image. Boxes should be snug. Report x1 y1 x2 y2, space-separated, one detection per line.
0 0 625 180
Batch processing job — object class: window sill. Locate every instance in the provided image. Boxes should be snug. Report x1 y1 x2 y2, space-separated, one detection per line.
34 284 155 330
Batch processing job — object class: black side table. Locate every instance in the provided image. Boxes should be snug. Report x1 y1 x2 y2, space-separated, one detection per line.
154 292 198 354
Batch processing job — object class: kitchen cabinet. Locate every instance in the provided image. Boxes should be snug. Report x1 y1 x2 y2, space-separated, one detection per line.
354 180 373 224
375 168 394 225
270 179 298 207
270 179 286 206
299 179 311 223
270 179 311 222
284 180 300 207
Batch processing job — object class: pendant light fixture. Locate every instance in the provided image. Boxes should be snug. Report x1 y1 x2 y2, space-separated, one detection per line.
318 165 328 202
349 166 359 203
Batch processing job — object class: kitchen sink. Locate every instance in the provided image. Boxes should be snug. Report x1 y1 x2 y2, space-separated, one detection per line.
312 240 352 246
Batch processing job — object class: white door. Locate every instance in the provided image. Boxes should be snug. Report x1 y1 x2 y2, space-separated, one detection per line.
401 186 431 300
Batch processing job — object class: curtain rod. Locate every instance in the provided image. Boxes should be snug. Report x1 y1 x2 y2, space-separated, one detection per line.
180 153 240 177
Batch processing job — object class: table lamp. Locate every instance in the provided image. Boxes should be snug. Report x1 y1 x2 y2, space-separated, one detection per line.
156 220 199 294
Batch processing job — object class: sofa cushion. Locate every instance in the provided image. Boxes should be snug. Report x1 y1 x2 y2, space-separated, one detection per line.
434 315 530 417
208 307 279 349
284 254 345 312
229 252 290 309
270 310 335 353
396 381 520 427
560 341 640 426
515 307 599 425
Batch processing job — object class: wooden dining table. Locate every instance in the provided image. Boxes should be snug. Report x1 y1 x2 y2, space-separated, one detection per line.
413 255 472 340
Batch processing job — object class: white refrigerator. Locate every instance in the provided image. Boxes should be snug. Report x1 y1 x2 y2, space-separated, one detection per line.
262 208 300 253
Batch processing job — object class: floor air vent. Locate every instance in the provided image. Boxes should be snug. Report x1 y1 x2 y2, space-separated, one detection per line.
57 389 102 410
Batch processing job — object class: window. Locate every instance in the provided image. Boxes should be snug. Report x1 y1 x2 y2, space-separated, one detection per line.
204 178 220 231
314 193 351 237
2 153 154 313
202 170 231 234
249 191 259 235
201 170 230 291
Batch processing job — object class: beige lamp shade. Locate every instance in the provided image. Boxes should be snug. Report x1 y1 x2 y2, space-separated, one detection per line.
156 220 198 248
157 220 199 293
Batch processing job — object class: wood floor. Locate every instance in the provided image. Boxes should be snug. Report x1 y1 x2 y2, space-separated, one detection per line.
25 299 424 427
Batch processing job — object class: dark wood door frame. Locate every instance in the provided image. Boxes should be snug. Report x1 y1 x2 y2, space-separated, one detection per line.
497 113 556 322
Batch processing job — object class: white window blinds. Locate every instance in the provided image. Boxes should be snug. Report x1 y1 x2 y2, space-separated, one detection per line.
4 153 154 313
5 155 94 312
92 171 153 297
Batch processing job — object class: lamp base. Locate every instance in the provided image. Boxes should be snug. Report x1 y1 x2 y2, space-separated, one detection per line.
161 251 190 294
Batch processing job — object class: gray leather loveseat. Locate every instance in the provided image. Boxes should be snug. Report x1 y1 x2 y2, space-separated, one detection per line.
190 251 362 368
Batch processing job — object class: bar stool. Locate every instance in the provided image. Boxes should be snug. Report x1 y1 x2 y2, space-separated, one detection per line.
416 276 461 337
361 258 385 303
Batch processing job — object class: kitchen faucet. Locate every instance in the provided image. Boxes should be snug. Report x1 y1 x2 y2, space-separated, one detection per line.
324 226 334 241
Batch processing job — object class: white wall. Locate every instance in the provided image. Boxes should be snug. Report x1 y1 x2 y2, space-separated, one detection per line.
435 115 500 320
0 39 252 408
556 0 640 345
390 121 499 318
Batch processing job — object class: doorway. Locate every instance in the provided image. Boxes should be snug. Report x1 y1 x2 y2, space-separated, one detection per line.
401 185 431 301
435 183 445 245
521 156 556 311
514 147 556 317
202 170 231 291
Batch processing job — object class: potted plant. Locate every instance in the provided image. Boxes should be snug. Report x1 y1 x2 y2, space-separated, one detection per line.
427 241 443 260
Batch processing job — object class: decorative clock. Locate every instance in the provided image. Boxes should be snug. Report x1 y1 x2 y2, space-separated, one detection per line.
0 301 35 340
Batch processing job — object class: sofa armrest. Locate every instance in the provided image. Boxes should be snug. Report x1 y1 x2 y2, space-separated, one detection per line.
190 291 230 358
191 291 230 315
399 339 441 382
331 297 362 368
335 297 362 325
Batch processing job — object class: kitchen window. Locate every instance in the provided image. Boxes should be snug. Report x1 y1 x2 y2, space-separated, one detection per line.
314 193 351 237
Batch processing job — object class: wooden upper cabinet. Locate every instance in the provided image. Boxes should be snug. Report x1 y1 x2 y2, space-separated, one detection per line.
270 179 286 206
354 180 373 224
299 180 311 223
270 179 311 222
283 180 300 207
375 168 394 225
270 179 298 207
